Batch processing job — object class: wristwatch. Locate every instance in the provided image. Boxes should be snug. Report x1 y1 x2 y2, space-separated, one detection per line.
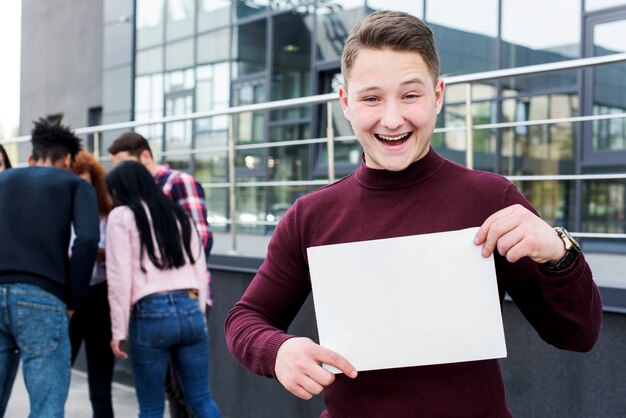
544 227 581 270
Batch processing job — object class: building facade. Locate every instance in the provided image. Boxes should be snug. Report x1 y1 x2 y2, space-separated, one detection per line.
19 0 626 255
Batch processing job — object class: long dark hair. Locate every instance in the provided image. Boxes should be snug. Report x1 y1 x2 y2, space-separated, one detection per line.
106 160 197 271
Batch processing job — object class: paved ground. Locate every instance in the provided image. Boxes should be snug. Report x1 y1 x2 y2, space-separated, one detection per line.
4 365 165 417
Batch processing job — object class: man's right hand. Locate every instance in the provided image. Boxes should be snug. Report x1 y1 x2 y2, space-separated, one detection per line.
274 337 357 400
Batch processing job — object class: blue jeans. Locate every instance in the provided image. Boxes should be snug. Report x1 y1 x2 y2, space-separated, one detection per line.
130 291 221 418
0 283 71 418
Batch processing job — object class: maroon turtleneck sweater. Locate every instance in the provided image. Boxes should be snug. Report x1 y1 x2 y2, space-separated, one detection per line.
225 148 602 418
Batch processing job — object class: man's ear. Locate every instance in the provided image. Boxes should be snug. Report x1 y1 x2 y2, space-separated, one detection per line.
28 155 35 166
338 85 351 121
139 149 152 165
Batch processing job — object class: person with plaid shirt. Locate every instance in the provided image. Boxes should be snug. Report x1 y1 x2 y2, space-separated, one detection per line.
108 132 218 418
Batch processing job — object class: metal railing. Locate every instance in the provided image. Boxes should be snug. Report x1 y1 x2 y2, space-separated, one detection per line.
3 52 626 253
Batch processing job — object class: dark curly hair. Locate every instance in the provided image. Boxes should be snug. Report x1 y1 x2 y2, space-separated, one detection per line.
30 118 82 164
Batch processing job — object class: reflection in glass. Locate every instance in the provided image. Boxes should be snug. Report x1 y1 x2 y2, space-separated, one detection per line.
592 18 626 151
196 63 230 149
502 0 580 69
428 0 498 75
135 74 164 142
164 93 193 152
315 2 362 62
199 0 231 32
165 38 194 71
582 179 626 234
234 80 266 144
136 47 164 75
499 94 577 177
235 0 269 20
198 29 230 64
513 180 574 227
267 132 311 181
166 0 195 40
137 0 164 49
233 19 267 77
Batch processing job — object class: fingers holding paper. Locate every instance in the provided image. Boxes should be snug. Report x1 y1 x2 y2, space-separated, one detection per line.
474 204 565 264
275 337 357 400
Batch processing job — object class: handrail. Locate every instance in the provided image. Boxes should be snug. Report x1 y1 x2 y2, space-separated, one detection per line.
2 52 626 253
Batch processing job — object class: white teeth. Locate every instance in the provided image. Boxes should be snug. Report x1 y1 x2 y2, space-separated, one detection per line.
377 133 411 141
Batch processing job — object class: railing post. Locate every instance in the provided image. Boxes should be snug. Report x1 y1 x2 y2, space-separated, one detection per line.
93 131 100 159
326 101 335 183
227 114 238 254
465 83 474 170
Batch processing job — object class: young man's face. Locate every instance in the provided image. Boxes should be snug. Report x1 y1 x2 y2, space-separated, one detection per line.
339 48 444 171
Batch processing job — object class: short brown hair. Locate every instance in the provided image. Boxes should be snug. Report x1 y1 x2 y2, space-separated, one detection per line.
72 151 113 216
341 11 440 86
107 132 153 159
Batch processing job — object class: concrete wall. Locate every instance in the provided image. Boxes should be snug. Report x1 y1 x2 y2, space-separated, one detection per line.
19 0 103 159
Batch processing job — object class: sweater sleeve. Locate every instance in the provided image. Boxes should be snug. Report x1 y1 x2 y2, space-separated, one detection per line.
68 180 100 310
106 208 135 341
498 184 602 352
224 202 311 378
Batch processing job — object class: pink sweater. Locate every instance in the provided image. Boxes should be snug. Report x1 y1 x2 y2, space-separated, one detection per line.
106 205 207 340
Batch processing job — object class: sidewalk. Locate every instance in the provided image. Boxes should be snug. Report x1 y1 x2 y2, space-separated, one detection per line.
5 365 150 417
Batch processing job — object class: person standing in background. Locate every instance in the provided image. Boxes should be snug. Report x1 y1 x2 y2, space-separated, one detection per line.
69 150 116 418
105 160 221 417
0 143 17 418
108 132 216 418
0 119 100 416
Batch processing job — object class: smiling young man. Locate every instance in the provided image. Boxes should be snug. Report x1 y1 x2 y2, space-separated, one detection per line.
225 11 602 417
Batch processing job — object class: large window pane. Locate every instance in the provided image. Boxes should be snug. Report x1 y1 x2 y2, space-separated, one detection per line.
165 38 194 71
427 0 498 75
136 47 164 75
500 94 578 176
233 20 267 77
235 0 269 20
137 0 164 49
591 19 626 151
166 0 195 41
198 29 230 64
315 2 362 62
196 63 230 149
199 0 231 32
502 0 581 69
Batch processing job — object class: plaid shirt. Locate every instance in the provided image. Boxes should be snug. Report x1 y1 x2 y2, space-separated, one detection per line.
154 165 214 305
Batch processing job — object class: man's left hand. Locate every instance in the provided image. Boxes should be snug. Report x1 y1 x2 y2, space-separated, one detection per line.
474 204 566 264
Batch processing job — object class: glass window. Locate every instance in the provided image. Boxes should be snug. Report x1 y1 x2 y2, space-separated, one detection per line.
271 11 312 125
165 68 195 93
165 38 194 71
196 63 230 149
199 0 231 32
315 2 363 63
198 29 230 64
135 74 164 120
367 0 422 17
236 0 269 20
502 0 581 68
427 0 498 75
591 19 626 151
499 94 577 176
137 0 164 49
166 0 195 41
232 19 267 77
136 47 164 75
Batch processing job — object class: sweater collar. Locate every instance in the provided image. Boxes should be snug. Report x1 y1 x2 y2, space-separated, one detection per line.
354 147 445 189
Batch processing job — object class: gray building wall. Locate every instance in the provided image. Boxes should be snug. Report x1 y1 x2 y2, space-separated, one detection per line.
19 0 103 159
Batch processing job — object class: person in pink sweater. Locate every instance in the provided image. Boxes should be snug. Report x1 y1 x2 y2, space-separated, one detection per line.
105 160 221 417
224 10 602 418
